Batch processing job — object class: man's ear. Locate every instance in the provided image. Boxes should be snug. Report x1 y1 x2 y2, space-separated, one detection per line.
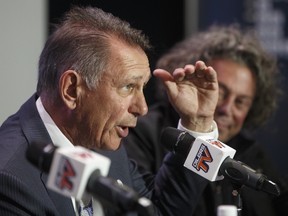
59 70 83 110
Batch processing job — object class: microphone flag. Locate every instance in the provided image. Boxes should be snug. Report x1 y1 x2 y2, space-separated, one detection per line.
184 136 236 181
47 146 111 201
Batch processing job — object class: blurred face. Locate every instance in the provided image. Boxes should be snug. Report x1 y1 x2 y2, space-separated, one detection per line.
211 59 256 142
77 42 150 150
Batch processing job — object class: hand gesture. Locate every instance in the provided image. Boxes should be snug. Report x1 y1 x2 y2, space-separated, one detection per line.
153 61 218 132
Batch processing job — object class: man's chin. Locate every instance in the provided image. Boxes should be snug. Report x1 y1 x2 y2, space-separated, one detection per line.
218 132 229 143
103 139 122 151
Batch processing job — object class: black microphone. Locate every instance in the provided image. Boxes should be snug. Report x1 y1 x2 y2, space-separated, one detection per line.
26 142 154 216
161 127 280 196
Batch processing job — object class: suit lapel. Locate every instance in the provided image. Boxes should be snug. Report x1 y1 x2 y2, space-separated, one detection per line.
97 144 133 187
19 94 76 215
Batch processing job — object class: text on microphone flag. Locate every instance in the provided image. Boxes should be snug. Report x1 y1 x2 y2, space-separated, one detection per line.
56 157 76 191
192 143 213 173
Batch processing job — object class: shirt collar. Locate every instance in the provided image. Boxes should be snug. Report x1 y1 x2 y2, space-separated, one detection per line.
36 97 74 148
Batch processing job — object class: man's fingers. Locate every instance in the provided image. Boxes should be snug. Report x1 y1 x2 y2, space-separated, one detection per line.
153 69 174 81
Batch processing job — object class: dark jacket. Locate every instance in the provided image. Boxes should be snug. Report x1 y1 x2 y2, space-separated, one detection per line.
0 94 208 216
124 102 288 216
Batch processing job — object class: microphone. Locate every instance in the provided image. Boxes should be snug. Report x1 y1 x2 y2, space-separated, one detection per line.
161 127 280 196
217 205 237 216
26 142 154 215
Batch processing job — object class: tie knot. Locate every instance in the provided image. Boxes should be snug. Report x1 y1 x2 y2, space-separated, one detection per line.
78 199 93 216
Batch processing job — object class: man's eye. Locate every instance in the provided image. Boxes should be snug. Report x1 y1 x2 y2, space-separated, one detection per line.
235 99 251 110
123 84 134 92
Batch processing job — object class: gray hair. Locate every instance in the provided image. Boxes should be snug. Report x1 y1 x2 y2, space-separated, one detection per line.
37 6 151 99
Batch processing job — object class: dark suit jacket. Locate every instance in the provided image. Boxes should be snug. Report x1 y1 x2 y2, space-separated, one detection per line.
0 94 208 216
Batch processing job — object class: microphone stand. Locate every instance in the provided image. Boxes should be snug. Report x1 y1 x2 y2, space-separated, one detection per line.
231 184 243 216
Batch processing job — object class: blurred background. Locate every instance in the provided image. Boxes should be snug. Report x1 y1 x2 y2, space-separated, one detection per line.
0 0 287 175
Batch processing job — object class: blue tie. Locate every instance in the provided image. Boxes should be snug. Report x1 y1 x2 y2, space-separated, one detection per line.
78 199 93 216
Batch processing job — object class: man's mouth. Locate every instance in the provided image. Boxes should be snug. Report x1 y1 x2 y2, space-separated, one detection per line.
116 126 129 138
215 119 229 131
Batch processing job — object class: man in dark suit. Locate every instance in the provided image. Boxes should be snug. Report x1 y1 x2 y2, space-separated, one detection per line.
124 25 288 216
0 6 219 216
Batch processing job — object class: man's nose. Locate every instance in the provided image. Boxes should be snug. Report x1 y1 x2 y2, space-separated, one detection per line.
217 97 234 116
130 93 148 117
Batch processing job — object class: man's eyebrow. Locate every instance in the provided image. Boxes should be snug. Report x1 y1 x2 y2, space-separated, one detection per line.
131 73 152 82
219 82 254 99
